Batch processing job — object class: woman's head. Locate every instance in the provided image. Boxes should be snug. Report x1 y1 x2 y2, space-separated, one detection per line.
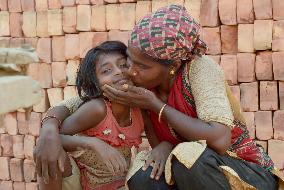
127 4 207 88
76 41 130 101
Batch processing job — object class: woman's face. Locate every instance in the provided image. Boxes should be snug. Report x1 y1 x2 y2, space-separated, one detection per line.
126 45 169 89
95 53 133 88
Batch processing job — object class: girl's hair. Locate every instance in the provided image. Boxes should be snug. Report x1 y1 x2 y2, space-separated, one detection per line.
76 41 127 101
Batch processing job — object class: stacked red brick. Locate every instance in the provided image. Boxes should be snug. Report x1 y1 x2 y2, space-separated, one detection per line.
0 0 284 189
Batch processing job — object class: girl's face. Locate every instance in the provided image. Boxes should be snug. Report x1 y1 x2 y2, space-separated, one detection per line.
95 53 133 88
126 45 170 89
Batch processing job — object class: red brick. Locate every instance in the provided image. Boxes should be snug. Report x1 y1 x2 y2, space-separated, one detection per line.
35 0 48 11
152 0 167 12
91 5 105 31
0 157 10 180
0 37 10 47
108 30 129 46
51 62 67 87
52 36 65 62
255 111 273 140
254 20 273 50
237 53 255 82
135 1 151 24
47 88 64 107
236 0 254 23
255 140 267 152
10 13 23 37
273 20 284 51
64 86 77 100
10 158 24 181
272 0 284 20
119 3 135 30
221 25 237 54
238 24 254 52
219 0 236 25
240 82 259 112
24 37 38 48
200 0 219 27
9 38 25 48
13 182 26 190
201 27 221 55
208 55 220 65
8 0 22 12
38 63 52 88
33 89 50 113
255 51 273 80
79 32 94 58
23 159 36 182
0 181 13 190
92 32 108 47
229 85 240 103
4 112 18 135
22 11 37 37
279 82 284 110
106 4 119 30
16 112 28 135
242 112 255 139
28 112 41 137
184 0 201 23
66 60 80 85
48 0 61 9
253 0 272 19
63 7 77 33
0 0 8 10
260 81 278 111
13 135 24 159
1 134 13 157
220 55 237 85
36 11 49 38
76 5 91 31
26 182 38 190
21 0 35 11
90 0 104 5
65 34 80 60
272 52 284 81
76 0 89 4
61 0 75 6
36 38 51 63
24 135 35 160
268 140 284 169
0 11 10 36
273 110 284 140
48 9 63 36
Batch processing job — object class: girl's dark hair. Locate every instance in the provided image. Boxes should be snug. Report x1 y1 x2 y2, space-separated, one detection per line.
76 41 127 101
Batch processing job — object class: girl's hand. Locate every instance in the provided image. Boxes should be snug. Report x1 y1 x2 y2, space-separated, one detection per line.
102 84 161 110
142 141 173 180
89 138 128 175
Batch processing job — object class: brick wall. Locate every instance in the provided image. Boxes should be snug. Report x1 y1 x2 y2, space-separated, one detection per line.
0 0 284 189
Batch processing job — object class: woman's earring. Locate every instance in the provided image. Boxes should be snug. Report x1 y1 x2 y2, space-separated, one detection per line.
170 69 175 75
133 72 137 76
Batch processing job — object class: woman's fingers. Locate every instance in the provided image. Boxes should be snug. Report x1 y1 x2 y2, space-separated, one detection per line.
35 157 42 177
142 154 154 171
42 160 49 184
48 161 58 179
155 160 165 180
150 160 160 179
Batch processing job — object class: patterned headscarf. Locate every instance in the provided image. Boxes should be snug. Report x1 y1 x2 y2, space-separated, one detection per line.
129 4 208 63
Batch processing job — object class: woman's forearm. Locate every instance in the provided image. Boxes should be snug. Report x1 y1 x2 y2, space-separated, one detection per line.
151 100 231 154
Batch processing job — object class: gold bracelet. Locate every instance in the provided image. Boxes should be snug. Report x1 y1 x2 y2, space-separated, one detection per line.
158 104 167 123
41 115 62 130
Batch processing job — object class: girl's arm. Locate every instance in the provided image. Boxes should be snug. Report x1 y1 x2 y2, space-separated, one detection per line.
141 110 160 148
59 99 106 135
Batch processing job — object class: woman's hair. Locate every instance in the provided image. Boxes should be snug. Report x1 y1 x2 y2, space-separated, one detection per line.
76 41 127 101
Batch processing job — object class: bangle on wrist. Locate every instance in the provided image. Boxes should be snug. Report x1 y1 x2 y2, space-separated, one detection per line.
158 104 167 123
41 115 62 130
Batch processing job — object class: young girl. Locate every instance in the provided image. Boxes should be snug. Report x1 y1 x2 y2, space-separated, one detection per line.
38 41 144 190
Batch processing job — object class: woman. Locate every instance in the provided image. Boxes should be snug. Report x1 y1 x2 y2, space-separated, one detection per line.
35 5 283 190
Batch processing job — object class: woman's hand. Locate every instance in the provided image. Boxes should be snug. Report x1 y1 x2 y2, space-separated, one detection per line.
102 84 162 110
89 138 128 175
142 141 173 180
